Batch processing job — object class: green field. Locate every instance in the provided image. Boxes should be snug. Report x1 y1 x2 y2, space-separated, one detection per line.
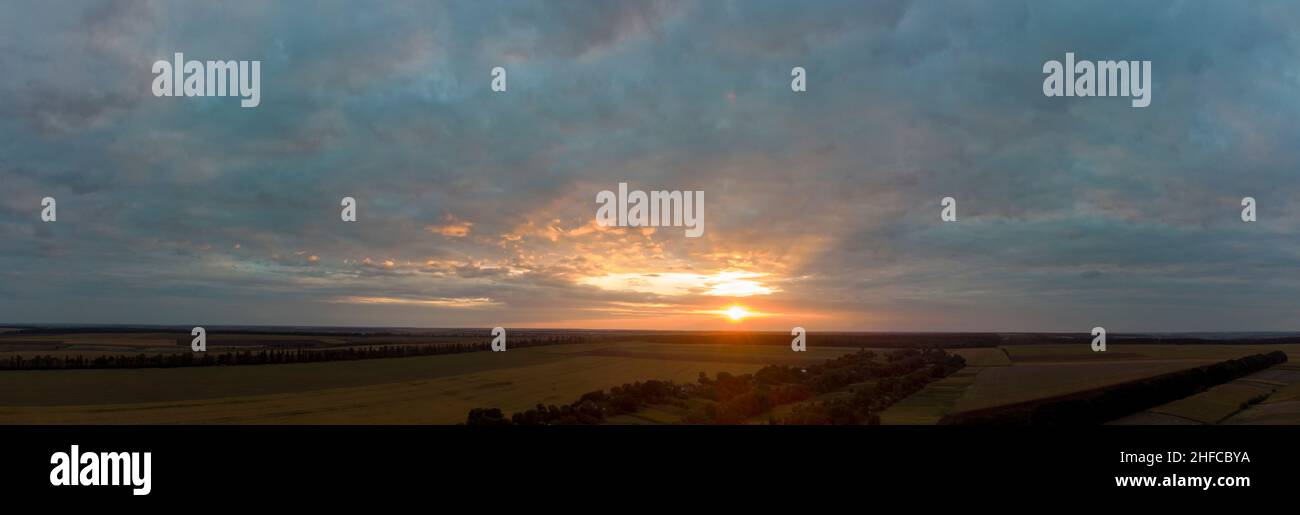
1110 362 1300 425
0 331 488 360
0 342 857 424
1224 383 1300 424
934 344 1300 418
2 336 1298 425
1148 383 1273 424
879 367 983 424
1002 343 1300 363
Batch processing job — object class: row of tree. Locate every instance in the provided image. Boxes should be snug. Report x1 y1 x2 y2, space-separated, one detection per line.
940 351 1289 425
466 348 967 425
467 380 689 426
765 349 965 424
588 332 1002 349
0 335 586 371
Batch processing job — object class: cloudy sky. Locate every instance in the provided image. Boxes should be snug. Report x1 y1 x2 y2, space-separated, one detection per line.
1 0 1298 331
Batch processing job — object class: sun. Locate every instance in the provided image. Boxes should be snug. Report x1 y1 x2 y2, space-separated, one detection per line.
695 304 769 323
724 305 752 321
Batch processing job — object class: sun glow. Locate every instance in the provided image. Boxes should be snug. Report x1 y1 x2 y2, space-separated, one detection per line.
578 270 777 297
724 305 752 321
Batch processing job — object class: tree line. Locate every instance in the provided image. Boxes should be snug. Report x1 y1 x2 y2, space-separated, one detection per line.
589 332 1002 349
939 351 1289 425
466 348 966 425
0 335 586 371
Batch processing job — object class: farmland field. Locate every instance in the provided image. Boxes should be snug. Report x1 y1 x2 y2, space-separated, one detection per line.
0 331 494 360
923 344 1300 418
1002 344 1300 363
1109 362 1300 425
879 367 983 424
1 328 1298 425
952 361 1211 412
0 341 856 424
1224 388 1300 424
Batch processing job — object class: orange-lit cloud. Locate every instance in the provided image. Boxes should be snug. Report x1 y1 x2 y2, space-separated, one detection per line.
332 296 499 308
578 270 777 297
427 215 473 237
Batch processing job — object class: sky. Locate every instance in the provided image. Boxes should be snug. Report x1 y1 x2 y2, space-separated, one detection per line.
1 0 1299 332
